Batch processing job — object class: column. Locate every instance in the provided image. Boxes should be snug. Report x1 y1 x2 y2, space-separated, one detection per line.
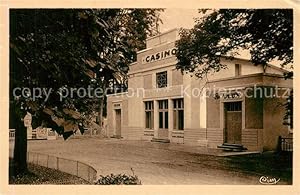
200 88 207 129
168 98 173 140
153 100 159 138
183 75 192 129
167 69 172 88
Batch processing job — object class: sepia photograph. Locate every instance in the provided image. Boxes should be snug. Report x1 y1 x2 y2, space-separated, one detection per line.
1 1 299 194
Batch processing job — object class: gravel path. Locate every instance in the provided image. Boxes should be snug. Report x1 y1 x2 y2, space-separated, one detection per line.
10 137 292 185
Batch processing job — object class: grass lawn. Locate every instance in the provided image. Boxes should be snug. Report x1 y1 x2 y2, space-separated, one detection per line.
223 152 292 184
9 163 90 184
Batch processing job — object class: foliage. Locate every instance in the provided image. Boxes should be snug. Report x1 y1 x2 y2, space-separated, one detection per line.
175 9 293 129
10 9 163 138
283 90 293 129
175 9 293 79
9 9 163 175
95 170 141 185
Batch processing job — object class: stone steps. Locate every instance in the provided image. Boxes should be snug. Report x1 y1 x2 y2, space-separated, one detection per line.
151 138 170 143
217 143 247 152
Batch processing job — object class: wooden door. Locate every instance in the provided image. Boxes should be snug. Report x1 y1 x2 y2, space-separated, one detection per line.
225 102 242 144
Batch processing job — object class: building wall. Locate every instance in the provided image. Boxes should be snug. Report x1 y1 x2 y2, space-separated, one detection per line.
122 99 129 127
146 28 179 48
107 93 144 140
172 69 183 86
245 97 263 129
127 74 144 140
206 58 262 81
107 94 128 136
143 74 153 89
107 29 293 151
240 62 264 75
243 97 264 150
131 42 177 73
206 97 221 129
203 74 292 151
262 87 291 151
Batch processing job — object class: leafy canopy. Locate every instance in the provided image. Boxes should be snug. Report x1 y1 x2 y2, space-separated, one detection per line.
10 9 163 138
175 9 293 79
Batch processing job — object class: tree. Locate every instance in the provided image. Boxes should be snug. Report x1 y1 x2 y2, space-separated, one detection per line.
9 9 163 175
175 9 293 128
88 9 163 128
176 9 293 78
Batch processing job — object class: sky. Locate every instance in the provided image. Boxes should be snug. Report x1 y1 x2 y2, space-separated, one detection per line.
157 9 289 68
158 9 200 32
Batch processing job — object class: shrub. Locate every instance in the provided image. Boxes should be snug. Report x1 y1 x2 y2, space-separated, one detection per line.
95 169 141 185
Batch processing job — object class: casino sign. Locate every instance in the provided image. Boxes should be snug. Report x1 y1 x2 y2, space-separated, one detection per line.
142 48 177 64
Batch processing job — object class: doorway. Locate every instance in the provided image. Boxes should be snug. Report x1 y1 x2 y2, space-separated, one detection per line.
115 109 121 138
157 100 169 139
224 101 242 144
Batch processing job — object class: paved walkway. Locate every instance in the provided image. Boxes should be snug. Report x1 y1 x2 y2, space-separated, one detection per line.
9 137 284 185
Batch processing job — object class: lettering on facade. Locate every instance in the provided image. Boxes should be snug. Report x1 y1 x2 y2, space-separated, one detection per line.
222 91 242 100
142 48 177 64
114 103 121 108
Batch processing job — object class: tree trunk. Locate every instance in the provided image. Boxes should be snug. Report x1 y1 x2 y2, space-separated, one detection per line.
98 95 104 132
12 111 28 176
98 82 107 136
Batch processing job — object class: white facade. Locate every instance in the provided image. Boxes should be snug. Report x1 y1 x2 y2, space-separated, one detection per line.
107 29 292 151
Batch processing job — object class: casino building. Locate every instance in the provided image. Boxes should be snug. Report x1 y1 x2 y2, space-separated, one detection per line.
106 29 293 151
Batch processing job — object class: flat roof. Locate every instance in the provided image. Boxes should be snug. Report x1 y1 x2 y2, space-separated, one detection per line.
146 28 179 41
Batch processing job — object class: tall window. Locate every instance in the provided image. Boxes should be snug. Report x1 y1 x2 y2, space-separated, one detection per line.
173 99 184 130
235 64 241 76
158 100 168 129
156 71 168 88
225 101 242 111
145 101 154 129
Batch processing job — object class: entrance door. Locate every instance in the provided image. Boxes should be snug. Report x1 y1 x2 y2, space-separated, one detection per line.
224 102 242 144
115 109 121 138
158 111 169 139
158 100 169 139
